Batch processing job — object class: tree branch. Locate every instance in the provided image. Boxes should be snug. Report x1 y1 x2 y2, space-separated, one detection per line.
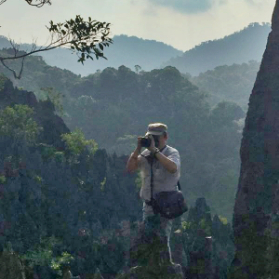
25 0 51 8
0 57 25 79
0 0 51 6
0 15 113 79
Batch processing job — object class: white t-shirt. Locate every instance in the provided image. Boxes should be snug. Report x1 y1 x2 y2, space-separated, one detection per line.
138 145 181 201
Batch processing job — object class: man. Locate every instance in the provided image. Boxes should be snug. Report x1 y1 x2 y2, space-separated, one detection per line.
126 123 181 265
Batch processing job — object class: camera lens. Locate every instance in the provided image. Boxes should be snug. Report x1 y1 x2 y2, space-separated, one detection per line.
140 137 151 148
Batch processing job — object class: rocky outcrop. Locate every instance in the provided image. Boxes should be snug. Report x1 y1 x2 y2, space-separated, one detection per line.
185 198 234 279
230 1 279 278
118 220 184 279
117 198 233 279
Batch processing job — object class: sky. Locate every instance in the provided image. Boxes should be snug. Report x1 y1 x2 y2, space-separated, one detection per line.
0 0 276 51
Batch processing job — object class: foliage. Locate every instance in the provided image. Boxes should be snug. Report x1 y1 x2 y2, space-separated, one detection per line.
0 65 243 278
0 74 146 279
179 199 234 279
0 0 51 7
0 133 141 278
0 2 112 78
61 128 98 160
47 15 112 64
0 74 6 91
218 216 228 226
40 87 64 116
21 236 74 277
265 215 279 279
0 62 246 218
191 61 260 109
0 104 42 144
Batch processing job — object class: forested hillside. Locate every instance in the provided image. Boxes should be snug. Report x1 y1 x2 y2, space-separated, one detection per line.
164 23 270 75
0 51 248 219
0 65 238 279
191 61 260 109
0 75 143 278
0 27 259 277
1 0 272 276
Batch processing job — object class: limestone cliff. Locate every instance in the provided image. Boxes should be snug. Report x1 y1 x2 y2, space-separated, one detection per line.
230 1 279 278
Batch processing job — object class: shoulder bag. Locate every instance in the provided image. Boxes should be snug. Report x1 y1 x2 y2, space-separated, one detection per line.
147 156 188 219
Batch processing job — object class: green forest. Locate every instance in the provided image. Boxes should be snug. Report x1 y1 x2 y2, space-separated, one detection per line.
0 20 261 279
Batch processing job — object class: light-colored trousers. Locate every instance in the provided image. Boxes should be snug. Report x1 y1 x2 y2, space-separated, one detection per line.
142 201 173 264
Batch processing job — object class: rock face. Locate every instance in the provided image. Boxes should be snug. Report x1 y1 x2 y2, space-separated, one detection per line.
118 220 184 279
230 1 279 279
118 198 234 279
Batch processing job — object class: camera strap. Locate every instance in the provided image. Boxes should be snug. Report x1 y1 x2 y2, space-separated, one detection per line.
142 146 181 205
150 158 154 202
177 181 181 191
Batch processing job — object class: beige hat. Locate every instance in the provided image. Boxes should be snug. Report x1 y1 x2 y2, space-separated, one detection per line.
145 123 168 136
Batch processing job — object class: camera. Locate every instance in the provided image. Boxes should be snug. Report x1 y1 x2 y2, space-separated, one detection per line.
140 136 151 148
140 135 160 148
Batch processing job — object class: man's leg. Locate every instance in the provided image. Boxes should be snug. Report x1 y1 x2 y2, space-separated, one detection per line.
142 203 174 265
159 217 173 265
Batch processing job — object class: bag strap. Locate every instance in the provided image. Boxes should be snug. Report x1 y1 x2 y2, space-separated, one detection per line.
143 151 181 200
150 159 154 201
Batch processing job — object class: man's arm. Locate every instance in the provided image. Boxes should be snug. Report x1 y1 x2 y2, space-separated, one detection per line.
126 138 142 173
148 137 179 174
152 150 178 174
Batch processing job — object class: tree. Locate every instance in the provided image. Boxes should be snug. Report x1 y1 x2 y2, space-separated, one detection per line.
0 104 42 144
61 128 98 162
0 0 113 78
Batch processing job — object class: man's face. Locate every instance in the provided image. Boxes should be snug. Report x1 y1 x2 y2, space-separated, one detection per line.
153 133 167 148
152 135 160 147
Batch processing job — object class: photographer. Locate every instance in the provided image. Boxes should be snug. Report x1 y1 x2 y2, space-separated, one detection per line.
126 123 181 265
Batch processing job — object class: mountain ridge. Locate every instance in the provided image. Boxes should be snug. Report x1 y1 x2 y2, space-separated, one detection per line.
0 34 183 76
0 23 271 76
163 22 270 75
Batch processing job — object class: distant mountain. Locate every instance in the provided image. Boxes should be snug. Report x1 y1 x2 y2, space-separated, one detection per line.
0 35 183 76
162 23 271 76
0 22 270 78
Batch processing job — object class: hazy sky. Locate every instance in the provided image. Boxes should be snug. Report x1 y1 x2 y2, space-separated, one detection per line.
0 0 276 51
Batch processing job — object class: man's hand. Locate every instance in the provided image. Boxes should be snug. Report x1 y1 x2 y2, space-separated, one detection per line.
136 137 142 152
126 137 142 173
